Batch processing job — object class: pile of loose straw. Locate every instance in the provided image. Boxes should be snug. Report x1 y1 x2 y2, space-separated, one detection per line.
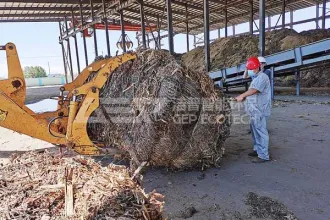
0 151 164 220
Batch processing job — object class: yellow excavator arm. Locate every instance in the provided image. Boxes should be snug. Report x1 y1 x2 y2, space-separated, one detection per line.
0 42 136 155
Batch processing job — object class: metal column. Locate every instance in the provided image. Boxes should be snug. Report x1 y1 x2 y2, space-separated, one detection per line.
218 29 220 38
193 35 196 49
140 2 147 49
268 15 271 32
316 4 320 29
295 70 300 96
120 10 127 53
185 4 190 52
249 0 254 35
166 0 174 54
322 0 326 29
64 17 74 81
71 8 81 74
103 0 111 57
282 0 286 28
224 0 228 38
270 66 275 100
203 0 210 72
79 0 88 66
290 10 293 29
147 34 150 48
259 0 266 56
59 22 68 83
157 16 161 49
232 25 235 36
90 0 98 57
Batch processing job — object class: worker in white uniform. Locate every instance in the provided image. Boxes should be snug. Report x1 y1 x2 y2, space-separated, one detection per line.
236 57 271 163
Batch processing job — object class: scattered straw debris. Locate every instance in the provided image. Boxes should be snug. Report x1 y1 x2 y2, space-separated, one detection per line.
246 192 297 220
0 151 164 220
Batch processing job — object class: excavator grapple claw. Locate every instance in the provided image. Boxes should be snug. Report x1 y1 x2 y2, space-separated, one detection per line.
0 43 136 155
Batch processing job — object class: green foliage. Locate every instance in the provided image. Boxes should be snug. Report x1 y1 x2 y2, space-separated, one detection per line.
23 66 47 78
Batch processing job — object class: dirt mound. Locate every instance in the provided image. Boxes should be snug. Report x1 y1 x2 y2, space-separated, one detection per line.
183 35 259 73
182 28 330 87
88 49 232 170
0 151 164 220
266 29 300 54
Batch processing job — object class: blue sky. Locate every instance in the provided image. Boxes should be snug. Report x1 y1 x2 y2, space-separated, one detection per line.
0 3 329 78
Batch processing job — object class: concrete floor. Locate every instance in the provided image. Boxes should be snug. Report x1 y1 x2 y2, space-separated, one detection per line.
0 86 329 219
26 85 62 104
143 98 330 220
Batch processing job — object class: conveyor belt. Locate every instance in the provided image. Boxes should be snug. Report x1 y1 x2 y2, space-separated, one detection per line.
210 38 330 98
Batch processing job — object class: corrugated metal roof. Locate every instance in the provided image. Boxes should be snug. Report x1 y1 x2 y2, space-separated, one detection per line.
0 0 326 35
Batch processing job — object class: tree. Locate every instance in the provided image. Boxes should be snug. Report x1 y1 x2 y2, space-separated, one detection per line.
24 66 47 78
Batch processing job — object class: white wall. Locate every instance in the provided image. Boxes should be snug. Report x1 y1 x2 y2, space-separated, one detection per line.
25 77 71 87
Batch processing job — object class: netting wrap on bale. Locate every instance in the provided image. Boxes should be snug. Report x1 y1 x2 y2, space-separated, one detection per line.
88 49 232 170
0 151 164 220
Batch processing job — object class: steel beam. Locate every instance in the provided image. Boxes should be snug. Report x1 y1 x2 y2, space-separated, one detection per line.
190 0 301 32
204 0 210 72
59 0 135 42
71 7 81 74
282 0 285 28
141 1 197 23
322 0 326 29
0 18 60 22
79 0 88 66
259 0 266 56
249 0 253 35
90 0 98 57
64 17 74 81
167 0 174 54
120 10 127 53
172 0 203 11
0 6 90 11
103 0 111 57
0 0 104 3
59 21 68 83
0 12 85 18
185 4 190 52
140 2 147 49
195 14 330 46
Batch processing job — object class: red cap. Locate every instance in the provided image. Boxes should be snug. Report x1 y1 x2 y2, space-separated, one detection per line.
246 57 261 70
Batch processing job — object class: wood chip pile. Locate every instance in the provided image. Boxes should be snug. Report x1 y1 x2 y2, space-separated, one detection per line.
0 151 164 220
